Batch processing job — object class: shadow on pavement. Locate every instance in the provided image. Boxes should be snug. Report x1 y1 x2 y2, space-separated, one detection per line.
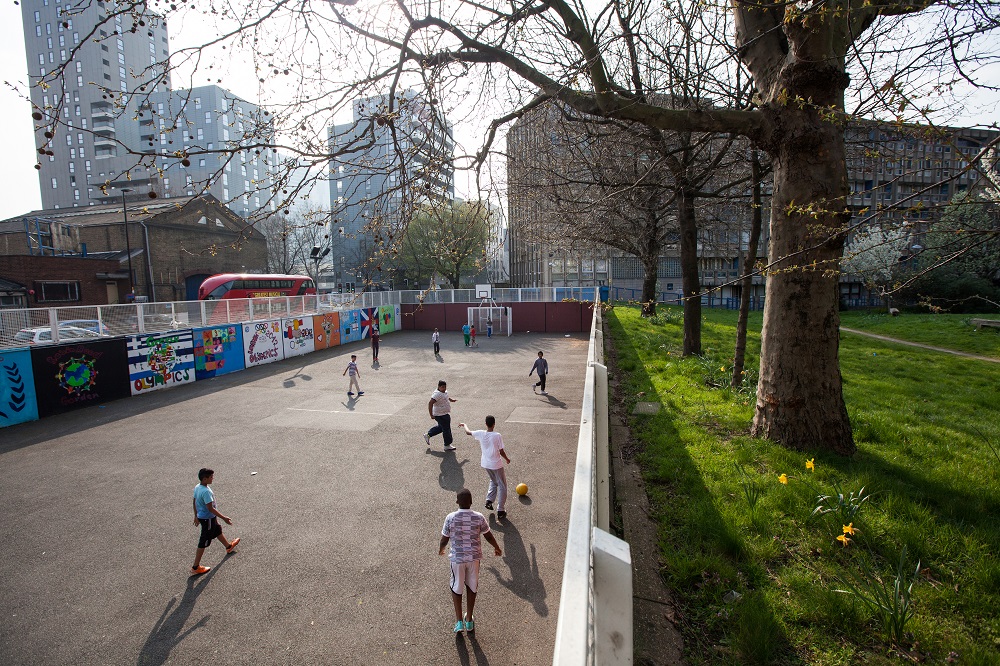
456 633 492 665
427 449 468 491
487 517 548 617
136 557 229 665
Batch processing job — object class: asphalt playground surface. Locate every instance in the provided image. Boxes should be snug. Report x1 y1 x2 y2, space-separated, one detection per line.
0 330 589 665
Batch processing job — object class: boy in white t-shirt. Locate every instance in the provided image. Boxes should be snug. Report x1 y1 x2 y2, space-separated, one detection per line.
439 488 502 634
459 416 512 520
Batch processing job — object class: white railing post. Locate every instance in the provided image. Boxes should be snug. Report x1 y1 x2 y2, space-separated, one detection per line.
593 528 633 665
593 362 610 532
200 301 207 327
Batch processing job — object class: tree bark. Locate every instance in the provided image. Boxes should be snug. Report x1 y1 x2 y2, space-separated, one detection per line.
751 105 855 455
678 187 701 355
732 148 763 388
641 256 658 316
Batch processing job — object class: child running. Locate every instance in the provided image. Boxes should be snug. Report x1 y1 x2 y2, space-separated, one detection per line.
439 488 503 634
191 467 240 575
343 354 364 396
460 417 511 520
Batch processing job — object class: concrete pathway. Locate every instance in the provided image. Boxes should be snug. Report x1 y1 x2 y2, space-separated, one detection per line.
840 327 1000 363
0 330 589 665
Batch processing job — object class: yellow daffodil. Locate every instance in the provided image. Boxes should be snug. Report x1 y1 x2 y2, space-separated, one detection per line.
806 458 815 471
836 534 852 547
843 523 858 536
778 474 788 485
720 366 726 372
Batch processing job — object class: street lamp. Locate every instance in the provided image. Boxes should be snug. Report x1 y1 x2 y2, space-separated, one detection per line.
121 188 134 299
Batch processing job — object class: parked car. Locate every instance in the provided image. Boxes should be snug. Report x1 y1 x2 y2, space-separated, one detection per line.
13 326 101 346
60 319 111 335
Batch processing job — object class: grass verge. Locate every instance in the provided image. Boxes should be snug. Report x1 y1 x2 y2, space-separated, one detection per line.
839 311 1000 359
608 305 1000 665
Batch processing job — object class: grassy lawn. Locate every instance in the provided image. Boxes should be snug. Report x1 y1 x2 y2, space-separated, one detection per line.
608 305 1000 665
839 311 1000 359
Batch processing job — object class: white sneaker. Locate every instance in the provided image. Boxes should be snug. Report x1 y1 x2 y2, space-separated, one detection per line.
541 391 548 395
444 445 457 451
423 433 430 446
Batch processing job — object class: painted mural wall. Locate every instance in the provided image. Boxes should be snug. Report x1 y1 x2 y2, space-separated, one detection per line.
0 350 38 427
0 302 405 430
30 339 131 418
313 312 341 350
243 320 285 367
193 325 245 380
128 331 197 396
281 317 316 358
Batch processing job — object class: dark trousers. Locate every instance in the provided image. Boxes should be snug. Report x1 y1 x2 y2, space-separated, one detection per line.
428 414 453 446
434 341 440 354
535 374 547 391
372 339 379 360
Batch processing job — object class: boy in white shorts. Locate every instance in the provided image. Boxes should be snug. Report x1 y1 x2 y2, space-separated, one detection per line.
439 488 503 634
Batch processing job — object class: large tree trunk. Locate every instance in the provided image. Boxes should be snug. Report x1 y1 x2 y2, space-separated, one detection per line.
640 257 657 316
751 104 855 455
678 187 701 355
732 148 763 388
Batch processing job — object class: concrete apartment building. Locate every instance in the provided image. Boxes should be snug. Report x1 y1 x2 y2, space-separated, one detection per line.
506 103 766 305
328 90 455 290
21 3 277 220
22 0 170 208
507 102 998 307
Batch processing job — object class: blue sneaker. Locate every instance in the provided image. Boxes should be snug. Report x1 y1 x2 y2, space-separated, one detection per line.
453 620 464 634
464 615 475 633
357 391 364 395
347 391 354 396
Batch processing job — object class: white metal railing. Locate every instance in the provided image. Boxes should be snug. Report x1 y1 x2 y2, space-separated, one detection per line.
0 288 605 350
552 305 632 665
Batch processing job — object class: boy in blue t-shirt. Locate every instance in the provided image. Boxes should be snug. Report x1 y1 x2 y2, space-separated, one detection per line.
191 467 239 575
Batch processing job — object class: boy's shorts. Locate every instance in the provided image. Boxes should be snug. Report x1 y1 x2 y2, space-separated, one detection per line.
198 517 221 548
449 560 480 595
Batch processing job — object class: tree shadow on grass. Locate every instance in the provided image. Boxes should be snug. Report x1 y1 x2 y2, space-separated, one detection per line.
606 310 799 664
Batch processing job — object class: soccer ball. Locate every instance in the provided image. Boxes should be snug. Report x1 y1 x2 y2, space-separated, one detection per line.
515 483 528 496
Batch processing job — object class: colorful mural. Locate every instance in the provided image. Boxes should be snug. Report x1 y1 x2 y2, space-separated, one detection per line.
193 325 245 380
378 305 396 333
0 350 39 427
128 330 197 396
342 309 362 344
360 308 377 338
312 312 341 350
281 317 316 357
30 339 131 418
243 320 285 367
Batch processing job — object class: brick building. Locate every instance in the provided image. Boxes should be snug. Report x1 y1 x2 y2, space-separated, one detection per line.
0 254 128 307
0 194 267 303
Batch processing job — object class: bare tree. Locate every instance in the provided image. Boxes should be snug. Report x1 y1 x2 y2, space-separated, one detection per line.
23 0 1000 453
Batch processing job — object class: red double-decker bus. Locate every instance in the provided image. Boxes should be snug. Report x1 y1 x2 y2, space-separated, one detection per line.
198 273 317 300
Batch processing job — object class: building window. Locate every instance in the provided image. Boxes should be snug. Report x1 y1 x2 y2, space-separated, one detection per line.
198 216 207 224
51 177 58 189
205 111 212 124
195 97 202 110
35 281 80 303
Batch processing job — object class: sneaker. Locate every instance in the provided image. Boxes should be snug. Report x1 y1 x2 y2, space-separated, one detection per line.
453 620 465 634
190 565 211 576
464 615 475 633
541 391 548 395
423 433 431 446
484 500 494 511
225 537 241 554
357 391 365 396
348 391 354 396
497 511 507 520
444 445 457 451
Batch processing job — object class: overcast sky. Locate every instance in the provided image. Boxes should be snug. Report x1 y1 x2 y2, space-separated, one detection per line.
0 2 996 220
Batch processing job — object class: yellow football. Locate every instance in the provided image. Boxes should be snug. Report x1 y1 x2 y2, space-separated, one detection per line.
515 483 529 496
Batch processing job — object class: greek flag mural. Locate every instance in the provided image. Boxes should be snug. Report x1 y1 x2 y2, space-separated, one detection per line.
128 330 196 396
0 350 38 427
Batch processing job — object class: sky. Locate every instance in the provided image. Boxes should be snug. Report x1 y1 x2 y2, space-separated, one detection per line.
0 2 996 220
